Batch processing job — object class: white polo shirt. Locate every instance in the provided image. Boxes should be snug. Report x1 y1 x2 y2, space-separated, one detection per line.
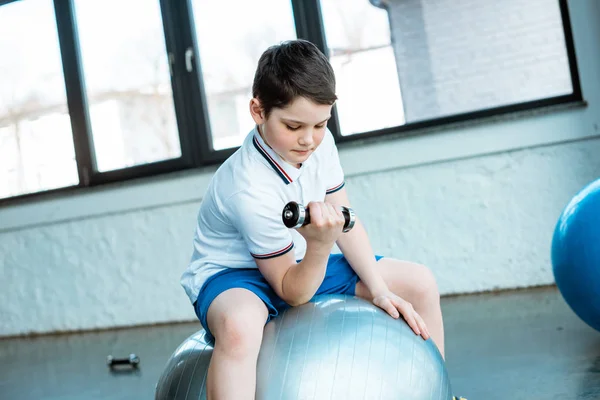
180 126 345 304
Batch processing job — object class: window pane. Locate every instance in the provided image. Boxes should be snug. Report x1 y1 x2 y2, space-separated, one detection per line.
321 0 573 133
75 0 181 172
320 0 405 136
191 0 297 150
0 0 78 200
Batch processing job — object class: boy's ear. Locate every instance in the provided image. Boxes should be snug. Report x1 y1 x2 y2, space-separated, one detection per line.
249 98 266 125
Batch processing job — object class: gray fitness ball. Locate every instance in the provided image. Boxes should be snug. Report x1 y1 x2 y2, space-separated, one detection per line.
155 294 452 399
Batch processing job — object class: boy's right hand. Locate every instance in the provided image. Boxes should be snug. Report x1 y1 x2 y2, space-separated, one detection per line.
297 201 346 246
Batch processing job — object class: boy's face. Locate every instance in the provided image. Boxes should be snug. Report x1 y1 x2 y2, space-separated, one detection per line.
250 96 332 168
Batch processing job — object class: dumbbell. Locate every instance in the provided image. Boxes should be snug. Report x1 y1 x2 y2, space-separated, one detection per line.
106 353 140 369
282 201 356 233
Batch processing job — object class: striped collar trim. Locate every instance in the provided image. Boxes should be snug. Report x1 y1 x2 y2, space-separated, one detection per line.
252 130 301 185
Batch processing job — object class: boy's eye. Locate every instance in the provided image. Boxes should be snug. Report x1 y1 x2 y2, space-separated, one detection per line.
315 124 326 129
286 125 300 131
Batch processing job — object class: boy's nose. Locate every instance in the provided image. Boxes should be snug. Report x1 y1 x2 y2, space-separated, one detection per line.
299 129 314 146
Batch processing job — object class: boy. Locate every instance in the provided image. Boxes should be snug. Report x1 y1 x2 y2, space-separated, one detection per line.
181 39 465 399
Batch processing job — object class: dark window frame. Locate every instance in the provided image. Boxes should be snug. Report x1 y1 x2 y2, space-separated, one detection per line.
0 0 583 207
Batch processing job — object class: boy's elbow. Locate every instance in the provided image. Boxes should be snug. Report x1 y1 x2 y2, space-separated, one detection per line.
284 295 310 307
278 263 314 306
279 282 311 307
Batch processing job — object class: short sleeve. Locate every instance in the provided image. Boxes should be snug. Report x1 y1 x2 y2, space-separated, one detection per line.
323 129 345 195
226 189 294 260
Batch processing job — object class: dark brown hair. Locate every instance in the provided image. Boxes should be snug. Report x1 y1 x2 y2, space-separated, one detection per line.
252 39 337 117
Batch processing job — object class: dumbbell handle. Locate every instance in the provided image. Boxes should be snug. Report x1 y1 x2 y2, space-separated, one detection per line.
107 354 140 367
282 201 355 233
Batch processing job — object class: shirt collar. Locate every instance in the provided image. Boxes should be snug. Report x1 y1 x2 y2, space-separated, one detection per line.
252 127 302 185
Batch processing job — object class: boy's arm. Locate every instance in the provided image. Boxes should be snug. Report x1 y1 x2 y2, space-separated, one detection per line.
325 187 389 297
326 187 427 334
227 190 345 307
256 202 345 306
255 240 329 306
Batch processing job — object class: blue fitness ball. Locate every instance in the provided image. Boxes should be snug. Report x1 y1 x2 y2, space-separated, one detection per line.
551 178 600 332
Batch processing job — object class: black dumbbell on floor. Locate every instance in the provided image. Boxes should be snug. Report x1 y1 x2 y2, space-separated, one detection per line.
282 201 356 232
107 353 140 369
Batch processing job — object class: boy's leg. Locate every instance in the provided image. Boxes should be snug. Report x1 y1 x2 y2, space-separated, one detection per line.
354 259 446 357
206 288 268 400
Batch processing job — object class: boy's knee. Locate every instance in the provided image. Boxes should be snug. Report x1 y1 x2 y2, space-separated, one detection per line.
413 264 440 304
214 312 264 359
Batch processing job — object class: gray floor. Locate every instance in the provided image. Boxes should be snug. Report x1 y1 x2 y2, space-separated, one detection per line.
1 286 599 399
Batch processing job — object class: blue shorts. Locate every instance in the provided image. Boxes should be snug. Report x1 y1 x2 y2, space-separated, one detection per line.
193 253 383 343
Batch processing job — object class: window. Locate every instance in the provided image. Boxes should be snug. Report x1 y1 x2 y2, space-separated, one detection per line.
0 0 78 199
320 0 405 135
320 0 575 132
74 0 180 172
191 0 297 150
0 0 581 203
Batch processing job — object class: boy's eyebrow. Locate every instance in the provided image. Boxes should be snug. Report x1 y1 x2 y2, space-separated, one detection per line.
281 116 331 125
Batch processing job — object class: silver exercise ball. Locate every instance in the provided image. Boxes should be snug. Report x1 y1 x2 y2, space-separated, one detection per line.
155 294 452 400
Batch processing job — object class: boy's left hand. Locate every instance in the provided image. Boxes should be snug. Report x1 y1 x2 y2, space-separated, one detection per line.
371 291 430 340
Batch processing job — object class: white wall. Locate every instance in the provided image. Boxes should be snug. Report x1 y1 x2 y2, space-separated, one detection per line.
2 0 600 337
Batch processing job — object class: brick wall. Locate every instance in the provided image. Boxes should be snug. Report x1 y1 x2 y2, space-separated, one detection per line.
380 0 573 122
